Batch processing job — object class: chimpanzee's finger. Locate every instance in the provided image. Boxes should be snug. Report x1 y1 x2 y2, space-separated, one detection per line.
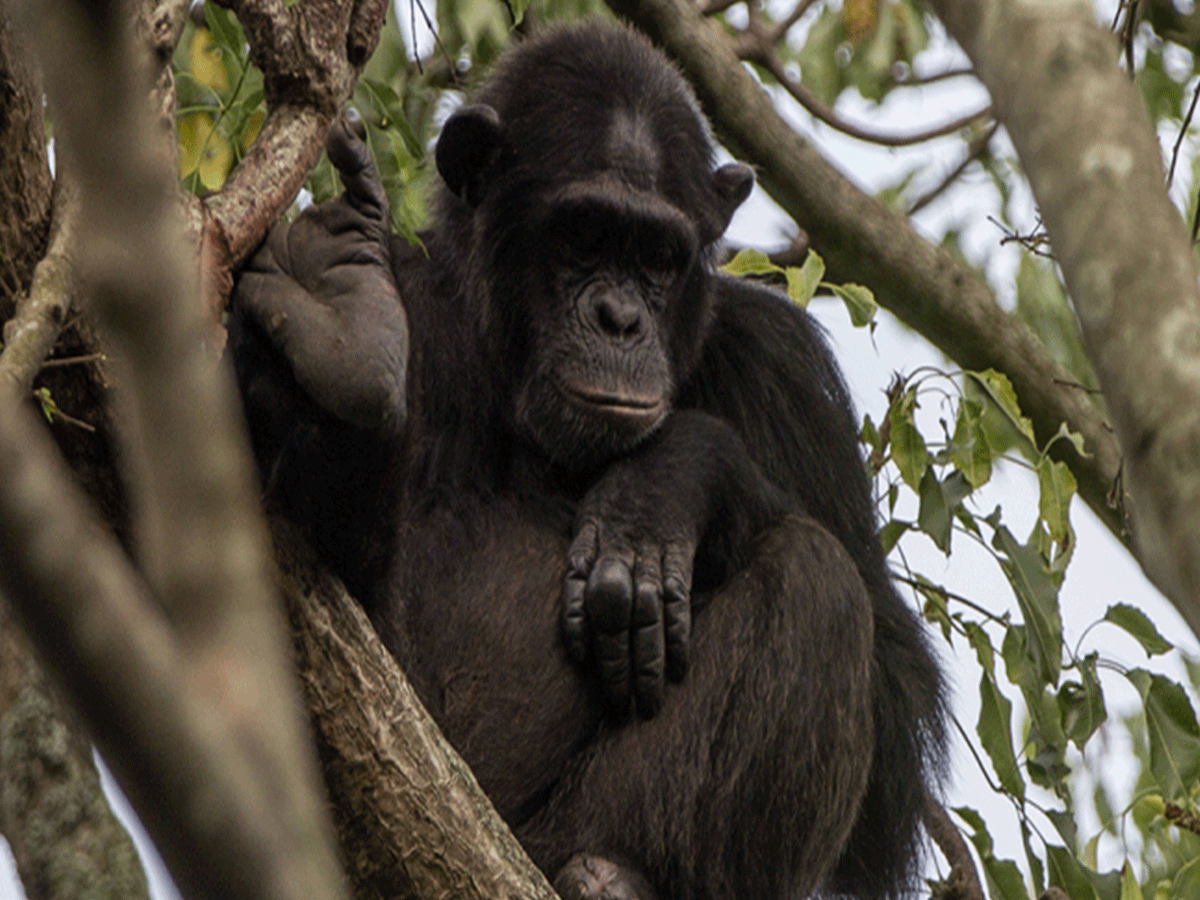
632 548 665 720
662 541 693 682
563 520 599 664
587 554 634 713
325 110 389 225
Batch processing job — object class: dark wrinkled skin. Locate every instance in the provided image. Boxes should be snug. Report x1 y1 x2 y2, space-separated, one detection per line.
229 20 945 900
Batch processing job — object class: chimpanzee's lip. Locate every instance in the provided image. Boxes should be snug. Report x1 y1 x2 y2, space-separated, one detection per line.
562 382 664 415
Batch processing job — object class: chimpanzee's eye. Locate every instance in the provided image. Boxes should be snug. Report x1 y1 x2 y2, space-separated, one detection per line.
564 208 609 263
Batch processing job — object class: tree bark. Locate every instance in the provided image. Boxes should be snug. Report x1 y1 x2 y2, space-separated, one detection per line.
0 601 151 900
926 0 1200 636
0 0 51 314
273 521 559 900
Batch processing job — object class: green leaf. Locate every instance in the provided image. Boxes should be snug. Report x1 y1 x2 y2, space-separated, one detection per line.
968 368 1037 449
888 387 927 491
721 248 782 277
967 624 1025 800
1036 457 1077 543
1015 254 1100 394
1103 603 1173 657
507 0 531 26
860 413 880 453
955 807 1032 900
1021 821 1046 897
1058 654 1107 749
878 519 908 556
1125 669 1200 801
827 282 877 328
917 469 972 554
1045 845 1101 900
951 399 993 489
1171 857 1200 900
992 523 1063 685
784 250 824 307
1120 862 1144 900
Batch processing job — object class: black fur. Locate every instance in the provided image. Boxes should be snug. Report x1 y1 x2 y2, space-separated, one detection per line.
229 20 945 900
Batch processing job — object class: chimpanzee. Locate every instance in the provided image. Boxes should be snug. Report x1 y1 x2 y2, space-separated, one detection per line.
229 19 945 900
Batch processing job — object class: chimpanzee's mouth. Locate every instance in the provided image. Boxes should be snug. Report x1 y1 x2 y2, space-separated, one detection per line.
561 382 664 416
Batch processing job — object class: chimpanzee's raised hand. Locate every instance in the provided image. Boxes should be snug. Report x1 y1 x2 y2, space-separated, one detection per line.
232 114 408 436
562 412 788 720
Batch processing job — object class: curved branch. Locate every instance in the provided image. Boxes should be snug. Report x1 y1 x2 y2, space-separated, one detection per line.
604 0 1128 548
921 791 985 900
927 0 1200 635
0 173 81 395
757 51 993 148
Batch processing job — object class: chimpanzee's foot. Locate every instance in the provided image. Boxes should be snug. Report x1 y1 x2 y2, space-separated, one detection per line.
553 854 658 900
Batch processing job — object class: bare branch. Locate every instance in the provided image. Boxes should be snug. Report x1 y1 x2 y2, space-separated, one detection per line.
922 791 985 900
928 0 1200 635
7 0 349 897
0 174 82 395
907 121 999 216
756 51 993 148
0 599 151 900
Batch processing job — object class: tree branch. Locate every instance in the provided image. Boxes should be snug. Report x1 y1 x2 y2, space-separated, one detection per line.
0 173 82 396
0 599 151 900
604 0 1129 548
4 0 349 896
272 520 559 900
927 0 1200 635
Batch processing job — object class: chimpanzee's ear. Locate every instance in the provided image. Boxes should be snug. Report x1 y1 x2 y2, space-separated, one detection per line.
702 162 756 242
436 104 506 208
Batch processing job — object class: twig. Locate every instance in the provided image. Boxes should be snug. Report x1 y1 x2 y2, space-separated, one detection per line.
1167 76 1200 187
38 352 106 369
922 790 986 900
1165 801 1200 835
988 214 1054 259
0 172 81 396
766 0 820 43
758 52 993 148
908 120 1000 215
1121 0 1139 78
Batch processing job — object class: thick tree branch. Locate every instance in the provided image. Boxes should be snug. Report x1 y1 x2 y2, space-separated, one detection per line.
272 521 559 900
0 599 151 900
192 0 388 294
3 0 348 897
0 0 51 310
927 0 1200 635
604 0 1128 547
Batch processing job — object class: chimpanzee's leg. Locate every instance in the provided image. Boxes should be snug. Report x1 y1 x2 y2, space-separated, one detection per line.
518 515 875 900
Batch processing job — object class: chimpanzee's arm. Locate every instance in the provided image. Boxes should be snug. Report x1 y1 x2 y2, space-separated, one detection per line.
228 118 408 600
563 275 881 721
562 409 789 719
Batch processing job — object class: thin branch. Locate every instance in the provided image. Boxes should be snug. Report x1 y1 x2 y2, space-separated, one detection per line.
0 172 81 395
908 120 1000 215
922 790 986 900
757 51 993 148
1167 76 1200 187
903 65 976 87
766 0 819 43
